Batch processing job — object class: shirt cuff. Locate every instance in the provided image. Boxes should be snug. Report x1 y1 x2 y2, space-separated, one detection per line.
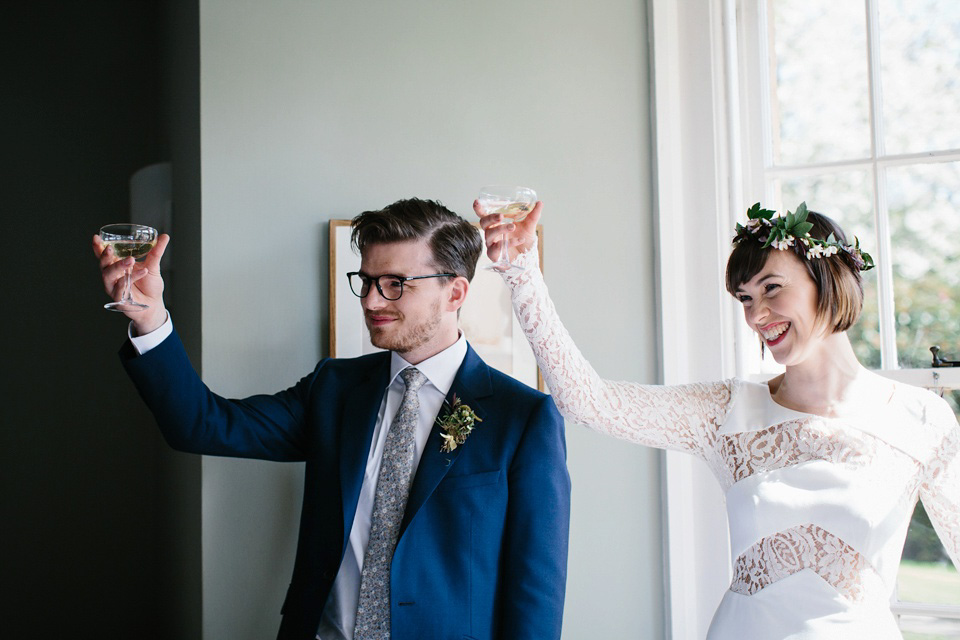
128 312 173 355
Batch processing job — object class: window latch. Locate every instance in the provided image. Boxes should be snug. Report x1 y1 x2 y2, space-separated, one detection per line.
930 346 959 368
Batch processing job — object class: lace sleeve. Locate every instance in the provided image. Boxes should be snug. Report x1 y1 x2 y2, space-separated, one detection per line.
919 399 960 569
501 249 732 458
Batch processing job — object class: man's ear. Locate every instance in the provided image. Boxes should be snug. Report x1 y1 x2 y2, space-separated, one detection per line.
445 276 469 312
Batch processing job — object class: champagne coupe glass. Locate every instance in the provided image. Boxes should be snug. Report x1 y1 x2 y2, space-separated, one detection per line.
478 185 536 273
99 223 158 312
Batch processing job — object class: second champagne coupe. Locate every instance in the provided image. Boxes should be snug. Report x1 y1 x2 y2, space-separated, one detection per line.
479 185 537 272
100 223 158 312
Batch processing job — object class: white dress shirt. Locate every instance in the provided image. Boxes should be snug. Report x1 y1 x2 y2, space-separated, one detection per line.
128 312 173 354
127 315 467 640
317 334 467 640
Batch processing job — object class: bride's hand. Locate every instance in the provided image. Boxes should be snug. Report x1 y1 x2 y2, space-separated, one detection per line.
474 200 542 264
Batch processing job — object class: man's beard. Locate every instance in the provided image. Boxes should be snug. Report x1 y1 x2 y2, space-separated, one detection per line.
366 299 443 355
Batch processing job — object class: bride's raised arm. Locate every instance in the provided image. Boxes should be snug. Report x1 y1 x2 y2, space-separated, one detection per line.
498 244 732 457
474 200 734 456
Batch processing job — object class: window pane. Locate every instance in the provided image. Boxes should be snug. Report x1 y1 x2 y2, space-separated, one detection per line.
770 0 871 165
899 616 960 639
878 0 960 155
898 501 960 607
946 390 960 417
776 171 881 366
887 161 960 368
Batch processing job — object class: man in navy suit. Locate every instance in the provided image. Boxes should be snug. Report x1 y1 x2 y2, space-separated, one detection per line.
94 198 571 640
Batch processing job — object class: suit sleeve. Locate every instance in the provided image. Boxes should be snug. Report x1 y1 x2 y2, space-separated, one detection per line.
499 394 571 639
120 329 318 461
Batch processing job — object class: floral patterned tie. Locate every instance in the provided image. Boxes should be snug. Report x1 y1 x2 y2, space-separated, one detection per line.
354 367 427 640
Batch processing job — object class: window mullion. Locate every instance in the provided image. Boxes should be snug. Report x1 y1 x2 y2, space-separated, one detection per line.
766 148 960 177
865 0 885 158
864 0 899 369
758 0 775 200
872 166 899 369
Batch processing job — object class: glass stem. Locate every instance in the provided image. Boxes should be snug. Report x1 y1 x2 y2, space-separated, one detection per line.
121 266 133 303
499 231 509 264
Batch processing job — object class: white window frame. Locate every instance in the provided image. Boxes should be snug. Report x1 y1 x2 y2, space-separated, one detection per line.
651 0 960 637
649 1 741 637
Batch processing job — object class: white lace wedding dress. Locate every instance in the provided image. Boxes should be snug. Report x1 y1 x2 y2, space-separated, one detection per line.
502 250 960 639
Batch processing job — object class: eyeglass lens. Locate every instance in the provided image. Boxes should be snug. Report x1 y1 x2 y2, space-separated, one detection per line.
350 274 404 300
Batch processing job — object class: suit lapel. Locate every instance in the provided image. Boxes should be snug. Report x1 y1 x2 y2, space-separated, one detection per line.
399 345 493 537
339 354 391 547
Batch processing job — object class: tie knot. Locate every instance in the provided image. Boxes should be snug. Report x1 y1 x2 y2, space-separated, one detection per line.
399 367 427 393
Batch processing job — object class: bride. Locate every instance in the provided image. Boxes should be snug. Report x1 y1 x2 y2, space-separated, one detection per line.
476 199 960 639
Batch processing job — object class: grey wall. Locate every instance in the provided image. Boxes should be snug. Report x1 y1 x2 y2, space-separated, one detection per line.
1 1 168 637
197 0 662 638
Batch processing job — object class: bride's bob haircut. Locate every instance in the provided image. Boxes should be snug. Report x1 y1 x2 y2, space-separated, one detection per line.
725 210 865 334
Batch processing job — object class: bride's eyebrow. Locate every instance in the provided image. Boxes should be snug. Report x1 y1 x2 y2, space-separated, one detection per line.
738 273 785 292
755 273 785 284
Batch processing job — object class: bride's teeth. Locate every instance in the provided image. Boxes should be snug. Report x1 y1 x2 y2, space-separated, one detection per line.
761 323 789 340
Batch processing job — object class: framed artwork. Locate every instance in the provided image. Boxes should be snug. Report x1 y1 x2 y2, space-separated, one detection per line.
329 219 545 391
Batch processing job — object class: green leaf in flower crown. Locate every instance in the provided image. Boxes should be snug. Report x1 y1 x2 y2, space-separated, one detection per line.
795 202 808 222
826 232 837 245
794 221 814 236
785 211 796 228
748 202 776 221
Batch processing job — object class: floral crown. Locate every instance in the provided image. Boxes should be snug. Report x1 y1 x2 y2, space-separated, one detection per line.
733 202 874 271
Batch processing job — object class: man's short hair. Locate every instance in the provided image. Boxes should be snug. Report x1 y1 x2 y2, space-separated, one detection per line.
351 198 483 282
725 210 864 333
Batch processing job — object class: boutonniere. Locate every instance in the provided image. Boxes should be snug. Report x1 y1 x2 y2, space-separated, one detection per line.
437 394 483 453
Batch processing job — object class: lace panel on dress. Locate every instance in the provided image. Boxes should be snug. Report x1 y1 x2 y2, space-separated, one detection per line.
722 419 875 483
720 417 924 493
731 524 885 603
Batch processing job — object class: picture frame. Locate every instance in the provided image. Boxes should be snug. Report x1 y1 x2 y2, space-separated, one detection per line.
329 219 545 391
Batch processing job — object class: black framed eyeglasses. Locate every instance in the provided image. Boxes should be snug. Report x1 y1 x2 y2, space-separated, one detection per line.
346 271 456 301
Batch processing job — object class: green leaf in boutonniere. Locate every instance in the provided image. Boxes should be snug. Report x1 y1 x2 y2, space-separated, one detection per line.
437 394 483 453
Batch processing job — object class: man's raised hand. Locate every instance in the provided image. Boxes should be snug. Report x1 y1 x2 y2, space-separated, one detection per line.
93 233 170 335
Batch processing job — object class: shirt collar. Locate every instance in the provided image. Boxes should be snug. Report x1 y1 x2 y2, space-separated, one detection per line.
389 333 468 396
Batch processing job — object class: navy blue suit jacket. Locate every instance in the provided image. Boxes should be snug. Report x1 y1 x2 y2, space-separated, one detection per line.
121 330 570 640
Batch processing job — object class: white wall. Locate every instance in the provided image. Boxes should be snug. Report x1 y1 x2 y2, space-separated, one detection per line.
198 0 661 638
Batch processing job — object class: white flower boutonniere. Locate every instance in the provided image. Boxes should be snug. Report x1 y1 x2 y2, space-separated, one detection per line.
437 394 483 453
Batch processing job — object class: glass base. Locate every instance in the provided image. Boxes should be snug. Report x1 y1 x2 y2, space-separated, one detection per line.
104 300 149 312
484 261 527 274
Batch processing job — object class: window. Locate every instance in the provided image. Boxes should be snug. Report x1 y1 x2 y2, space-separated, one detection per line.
735 0 960 633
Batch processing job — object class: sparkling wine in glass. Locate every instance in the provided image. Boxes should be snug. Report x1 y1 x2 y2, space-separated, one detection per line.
479 185 536 272
100 223 158 312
